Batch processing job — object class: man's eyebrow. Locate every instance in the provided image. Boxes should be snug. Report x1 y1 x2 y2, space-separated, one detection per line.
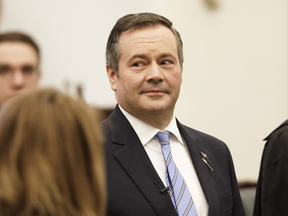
128 54 148 63
0 64 10 67
21 64 35 67
127 53 178 64
160 53 177 61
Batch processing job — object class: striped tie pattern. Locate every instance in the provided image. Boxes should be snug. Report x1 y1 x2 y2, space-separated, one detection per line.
156 131 197 216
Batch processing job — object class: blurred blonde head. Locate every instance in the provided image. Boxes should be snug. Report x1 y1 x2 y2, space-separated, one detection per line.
0 87 106 216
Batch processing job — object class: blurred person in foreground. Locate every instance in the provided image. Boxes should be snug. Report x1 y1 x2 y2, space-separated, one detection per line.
0 32 41 108
254 119 288 216
102 12 244 216
0 88 106 216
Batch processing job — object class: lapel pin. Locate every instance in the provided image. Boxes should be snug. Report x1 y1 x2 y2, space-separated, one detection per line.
201 152 214 171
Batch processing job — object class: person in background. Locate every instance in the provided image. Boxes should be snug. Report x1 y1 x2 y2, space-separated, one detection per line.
0 32 41 108
253 120 288 216
102 12 244 216
0 87 106 216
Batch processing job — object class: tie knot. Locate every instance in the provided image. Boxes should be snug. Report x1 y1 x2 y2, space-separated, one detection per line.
156 130 171 145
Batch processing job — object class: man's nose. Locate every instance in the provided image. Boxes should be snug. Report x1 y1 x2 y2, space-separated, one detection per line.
146 63 164 82
11 70 25 88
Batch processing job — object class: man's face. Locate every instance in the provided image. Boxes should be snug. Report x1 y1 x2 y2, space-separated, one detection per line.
107 25 182 121
0 42 40 107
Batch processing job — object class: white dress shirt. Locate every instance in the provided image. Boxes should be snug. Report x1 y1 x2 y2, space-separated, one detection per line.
119 106 209 216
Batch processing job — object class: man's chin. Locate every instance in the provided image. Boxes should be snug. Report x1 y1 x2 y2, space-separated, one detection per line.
142 103 171 114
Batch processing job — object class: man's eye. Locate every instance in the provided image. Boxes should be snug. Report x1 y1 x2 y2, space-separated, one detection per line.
161 60 172 65
132 62 143 67
22 66 34 75
0 66 12 75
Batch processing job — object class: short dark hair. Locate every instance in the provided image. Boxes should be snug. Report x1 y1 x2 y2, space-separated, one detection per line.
105 12 183 76
0 32 40 63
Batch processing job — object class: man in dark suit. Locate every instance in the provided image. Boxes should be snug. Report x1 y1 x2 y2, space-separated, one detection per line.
253 120 288 216
102 12 244 216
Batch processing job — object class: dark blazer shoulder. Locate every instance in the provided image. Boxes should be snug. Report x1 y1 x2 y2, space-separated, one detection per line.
101 105 134 141
254 120 288 216
177 120 229 153
264 119 288 141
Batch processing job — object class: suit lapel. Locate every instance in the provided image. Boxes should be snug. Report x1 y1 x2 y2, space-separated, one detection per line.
107 106 177 216
177 120 219 214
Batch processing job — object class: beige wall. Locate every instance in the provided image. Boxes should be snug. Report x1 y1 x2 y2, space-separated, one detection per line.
159 1 288 181
1 0 287 181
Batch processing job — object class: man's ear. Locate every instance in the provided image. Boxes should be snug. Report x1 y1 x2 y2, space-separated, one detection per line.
106 65 117 91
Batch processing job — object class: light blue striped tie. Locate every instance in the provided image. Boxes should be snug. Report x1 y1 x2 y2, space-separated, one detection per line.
156 131 197 216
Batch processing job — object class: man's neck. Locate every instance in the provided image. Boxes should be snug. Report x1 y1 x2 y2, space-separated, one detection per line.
118 105 174 130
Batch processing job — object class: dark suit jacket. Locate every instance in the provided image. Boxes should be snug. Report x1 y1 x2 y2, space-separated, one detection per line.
101 105 244 216
253 120 288 216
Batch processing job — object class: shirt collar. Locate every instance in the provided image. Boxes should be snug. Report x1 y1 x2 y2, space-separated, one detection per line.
119 105 184 146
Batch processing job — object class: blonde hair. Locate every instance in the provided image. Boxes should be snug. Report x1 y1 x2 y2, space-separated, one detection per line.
0 88 106 216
